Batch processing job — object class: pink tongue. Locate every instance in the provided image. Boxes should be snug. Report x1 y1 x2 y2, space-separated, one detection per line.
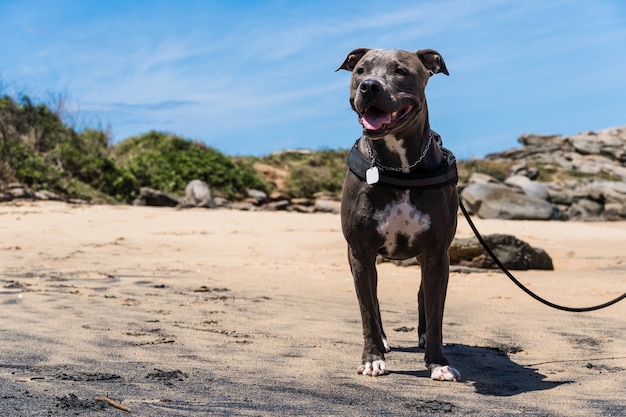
360 112 391 131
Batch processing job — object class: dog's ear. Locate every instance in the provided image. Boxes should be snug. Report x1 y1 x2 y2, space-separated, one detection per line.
415 49 449 76
335 48 370 72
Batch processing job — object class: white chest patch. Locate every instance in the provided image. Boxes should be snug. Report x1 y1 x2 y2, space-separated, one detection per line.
373 191 431 254
383 134 410 172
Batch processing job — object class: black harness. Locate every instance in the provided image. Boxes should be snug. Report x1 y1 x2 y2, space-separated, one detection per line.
346 134 458 189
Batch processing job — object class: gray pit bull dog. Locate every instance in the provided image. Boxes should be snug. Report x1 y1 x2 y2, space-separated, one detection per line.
337 48 461 381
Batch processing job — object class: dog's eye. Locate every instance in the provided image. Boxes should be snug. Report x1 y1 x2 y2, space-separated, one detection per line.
395 68 408 76
356 67 364 74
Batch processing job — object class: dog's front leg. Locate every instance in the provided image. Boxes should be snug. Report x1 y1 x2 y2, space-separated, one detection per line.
419 251 461 381
417 282 427 348
348 247 390 376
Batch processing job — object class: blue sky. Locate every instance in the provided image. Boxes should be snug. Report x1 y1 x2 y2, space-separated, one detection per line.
1 0 625 159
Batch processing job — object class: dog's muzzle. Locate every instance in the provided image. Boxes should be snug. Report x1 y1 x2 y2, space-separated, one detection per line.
355 79 414 132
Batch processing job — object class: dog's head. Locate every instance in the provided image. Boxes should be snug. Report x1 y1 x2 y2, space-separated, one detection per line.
336 48 448 138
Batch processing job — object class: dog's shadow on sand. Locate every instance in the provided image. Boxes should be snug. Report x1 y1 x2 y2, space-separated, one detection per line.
392 344 567 397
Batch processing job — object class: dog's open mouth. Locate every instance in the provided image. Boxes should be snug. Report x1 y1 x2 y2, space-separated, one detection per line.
359 104 414 132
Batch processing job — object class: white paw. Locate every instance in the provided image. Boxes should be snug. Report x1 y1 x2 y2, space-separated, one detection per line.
358 360 389 376
430 365 461 382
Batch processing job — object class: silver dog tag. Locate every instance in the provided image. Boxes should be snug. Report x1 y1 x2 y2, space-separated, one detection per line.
366 166 379 184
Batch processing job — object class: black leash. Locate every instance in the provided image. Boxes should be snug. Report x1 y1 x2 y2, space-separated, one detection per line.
345 133 625 312
459 199 626 312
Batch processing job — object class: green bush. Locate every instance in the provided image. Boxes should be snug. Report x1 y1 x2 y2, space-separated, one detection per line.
0 96 62 189
53 129 138 201
0 95 136 201
112 131 267 199
1 139 59 189
283 150 348 198
1 94 268 202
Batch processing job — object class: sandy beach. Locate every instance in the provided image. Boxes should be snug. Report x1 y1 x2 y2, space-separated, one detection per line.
1 201 625 416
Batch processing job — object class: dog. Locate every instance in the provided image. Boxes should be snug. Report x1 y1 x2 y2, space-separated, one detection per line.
337 48 461 381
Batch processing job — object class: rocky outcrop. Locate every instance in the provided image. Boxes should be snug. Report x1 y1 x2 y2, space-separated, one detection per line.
465 126 626 221
0 183 63 202
232 189 341 214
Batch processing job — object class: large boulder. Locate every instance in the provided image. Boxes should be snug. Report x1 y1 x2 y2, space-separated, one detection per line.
461 183 557 220
180 180 215 208
449 234 554 270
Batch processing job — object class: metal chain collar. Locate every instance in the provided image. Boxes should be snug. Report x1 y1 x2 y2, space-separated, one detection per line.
365 131 433 172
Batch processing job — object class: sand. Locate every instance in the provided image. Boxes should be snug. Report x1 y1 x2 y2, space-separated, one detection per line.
1 201 625 416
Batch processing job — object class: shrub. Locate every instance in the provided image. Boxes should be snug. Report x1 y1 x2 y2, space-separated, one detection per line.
284 150 348 198
256 149 348 198
58 129 138 201
112 131 267 199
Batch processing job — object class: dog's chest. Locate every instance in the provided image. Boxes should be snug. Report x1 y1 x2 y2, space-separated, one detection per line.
373 191 431 255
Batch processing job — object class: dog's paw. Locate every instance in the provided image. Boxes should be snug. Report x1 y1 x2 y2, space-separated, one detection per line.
357 360 389 376
430 365 461 382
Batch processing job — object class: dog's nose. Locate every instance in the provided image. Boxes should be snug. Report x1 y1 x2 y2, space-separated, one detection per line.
359 79 382 95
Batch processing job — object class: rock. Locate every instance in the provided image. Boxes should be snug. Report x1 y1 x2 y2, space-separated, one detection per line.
461 183 557 220
267 200 291 210
580 180 626 204
33 190 63 201
604 203 626 218
568 127 626 163
180 180 215 208
247 189 268 204
230 202 256 211
291 198 313 206
468 172 500 184
487 127 626 184
213 197 230 208
313 191 340 200
566 198 604 220
314 199 341 214
0 183 65 203
449 234 554 270
545 182 574 205
487 133 564 160
0 192 13 202
576 198 604 215
291 204 315 213
508 162 539 180
460 183 514 211
504 175 550 200
135 187 178 207
6 185 35 199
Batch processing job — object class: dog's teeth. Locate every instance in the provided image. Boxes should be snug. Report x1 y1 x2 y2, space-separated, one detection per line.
391 111 398 118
